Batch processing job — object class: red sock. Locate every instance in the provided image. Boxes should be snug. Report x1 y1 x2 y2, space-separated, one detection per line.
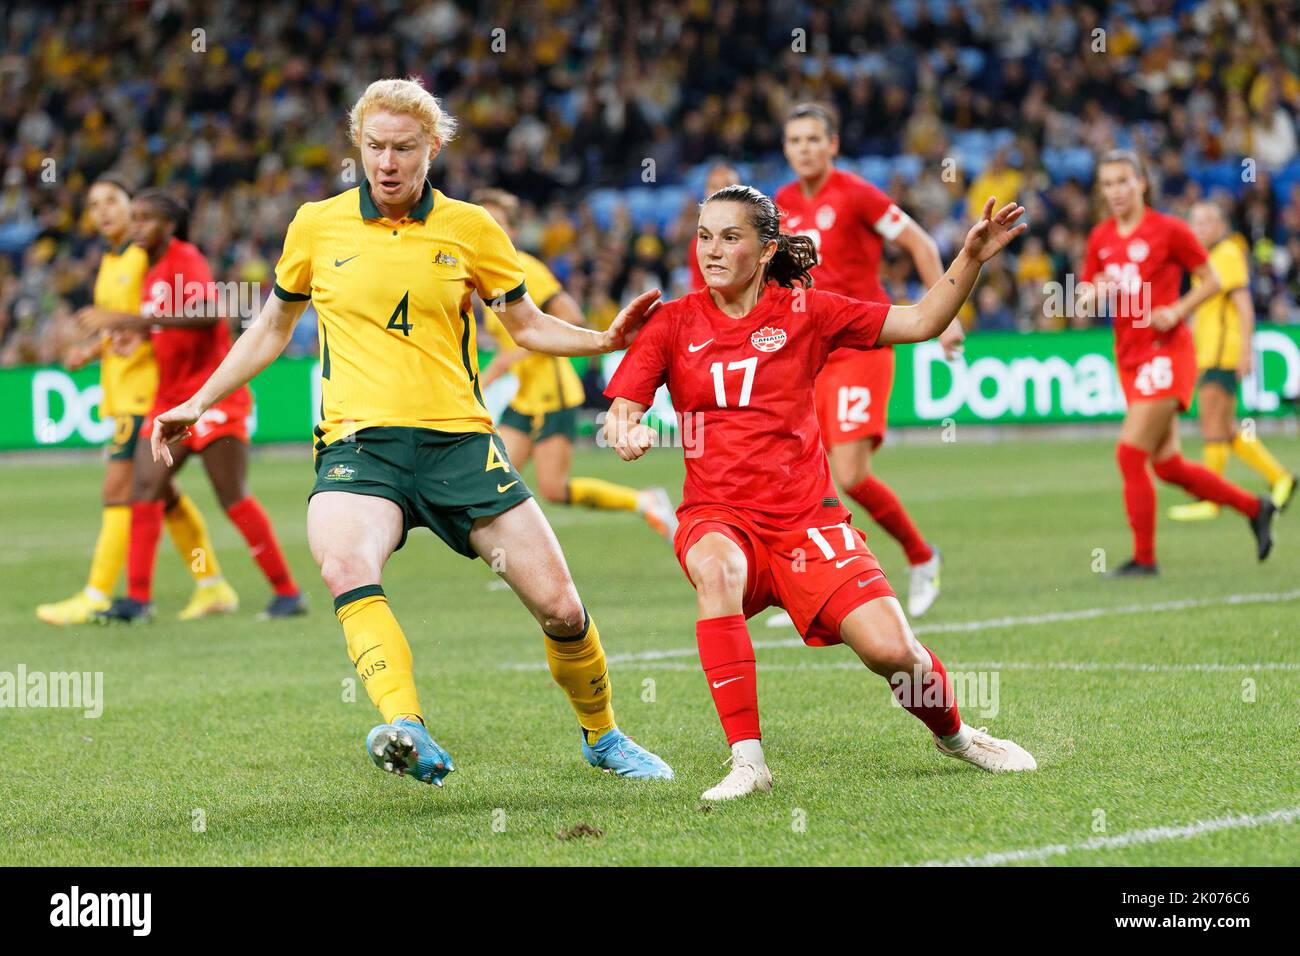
1153 454 1260 518
1117 442 1156 565
890 646 962 738
225 496 298 596
847 475 933 565
696 614 760 745
127 500 166 603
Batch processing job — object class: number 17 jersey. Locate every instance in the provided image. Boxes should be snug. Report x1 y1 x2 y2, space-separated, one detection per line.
604 283 888 531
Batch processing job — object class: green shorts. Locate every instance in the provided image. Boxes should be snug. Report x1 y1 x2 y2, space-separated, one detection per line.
309 426 533 557
1199 367 1239 394
107 414 144 462
498 405 578 443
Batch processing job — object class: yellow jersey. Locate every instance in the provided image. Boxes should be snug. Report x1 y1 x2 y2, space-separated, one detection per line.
95 243 156 417
1193 238 1250 370
482 250 585 415
273 181 527 449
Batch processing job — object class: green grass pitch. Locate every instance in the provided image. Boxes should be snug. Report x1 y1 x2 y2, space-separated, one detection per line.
2 433 1297 865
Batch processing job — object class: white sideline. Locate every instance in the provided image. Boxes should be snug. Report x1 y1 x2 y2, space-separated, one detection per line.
911 807 1300 867
557 660 1300 673
499 588 1300 670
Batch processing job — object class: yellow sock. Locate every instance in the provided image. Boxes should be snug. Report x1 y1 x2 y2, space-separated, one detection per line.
165 494 223 582
1203 440 1230 475
86 505 130 596
544 612 616 743
1232 433 1286 485
568 477 640 512
336 585 423 724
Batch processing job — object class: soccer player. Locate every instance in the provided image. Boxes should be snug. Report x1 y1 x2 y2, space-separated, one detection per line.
80 190 305 620
473 188 677 540
604 185 1036 800
1079 151 1277 576
775 104 963 617
1169 200 1295 521
37 175 234 625
150 78 671 785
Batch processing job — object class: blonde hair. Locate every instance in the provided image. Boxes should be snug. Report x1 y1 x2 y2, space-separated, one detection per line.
471 188 520 229
348 77 458 149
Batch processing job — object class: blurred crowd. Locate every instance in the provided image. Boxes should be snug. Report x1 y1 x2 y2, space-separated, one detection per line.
2 0 1300 367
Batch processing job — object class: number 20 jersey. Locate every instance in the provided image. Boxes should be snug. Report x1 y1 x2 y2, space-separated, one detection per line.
604 284 888 531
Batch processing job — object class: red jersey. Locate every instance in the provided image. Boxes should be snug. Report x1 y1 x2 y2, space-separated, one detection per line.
774 169 907 306
142 238 250 411
1082 208 1207 369
605 284 889 531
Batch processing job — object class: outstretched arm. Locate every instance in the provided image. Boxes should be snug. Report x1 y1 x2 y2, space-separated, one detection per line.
498 289 662 356
893 219 965 357
878 198 1026 346
150 293 308 463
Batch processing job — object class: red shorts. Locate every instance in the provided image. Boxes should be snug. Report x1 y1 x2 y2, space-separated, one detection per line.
674 506 896 647
144 392 250 453
1118 343 1197 412
814 347 895 448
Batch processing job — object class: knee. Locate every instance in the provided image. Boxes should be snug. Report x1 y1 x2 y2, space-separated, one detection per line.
318 550 382 596
689 551 747 603
865 631 928 678
833 459 871 491
537 477 569 504
539 591 586 636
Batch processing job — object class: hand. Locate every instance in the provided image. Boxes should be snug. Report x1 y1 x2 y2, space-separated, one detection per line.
601 289 663 351
1149 305 1181 332
150 398 205 465
962 198 1027 264
612 421 657 461
76 306 117 334
62 342 99 371
1238 350 1253 379
938 317 966 359
109 328 146 356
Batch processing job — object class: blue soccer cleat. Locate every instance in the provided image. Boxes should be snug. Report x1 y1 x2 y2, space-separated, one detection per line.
581 727 674 780
366 717 454 786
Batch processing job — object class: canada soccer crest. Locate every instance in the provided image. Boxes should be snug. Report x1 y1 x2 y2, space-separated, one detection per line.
815 204 836 230
1126 239 1149 263
751 326 787 352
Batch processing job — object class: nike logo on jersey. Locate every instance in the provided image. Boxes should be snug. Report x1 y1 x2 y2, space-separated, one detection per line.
334 254 360 267
688 339 714 352
834 556 864 569
857 574 885 588
497 481 519 493
711 676 744 689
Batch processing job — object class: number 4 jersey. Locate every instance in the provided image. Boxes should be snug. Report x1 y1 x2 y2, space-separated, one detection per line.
604 283 889 531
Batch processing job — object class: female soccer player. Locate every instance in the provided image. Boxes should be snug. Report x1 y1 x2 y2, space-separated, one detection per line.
604 185 1036 800
1168 200 1295 522
473 188 677 540
1079 152 1277 575
776 103 963 618
150 78 671 786
38 175 233 625
80 190 305 621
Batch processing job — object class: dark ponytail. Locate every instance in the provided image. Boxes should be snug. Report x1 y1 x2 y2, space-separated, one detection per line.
134 188 190 242
702 184 818 288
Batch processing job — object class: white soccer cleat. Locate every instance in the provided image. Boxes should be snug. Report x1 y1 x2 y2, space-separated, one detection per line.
700 755 773 801
935 725 1037 772
638 487 679 541
907 548 942 618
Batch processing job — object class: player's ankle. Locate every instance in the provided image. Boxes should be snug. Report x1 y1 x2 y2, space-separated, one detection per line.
732 738 765 766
